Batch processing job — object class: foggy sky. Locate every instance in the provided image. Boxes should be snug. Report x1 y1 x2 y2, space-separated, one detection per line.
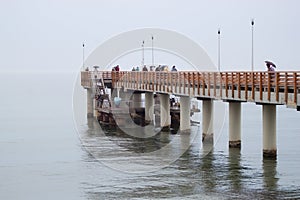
1 0 299 73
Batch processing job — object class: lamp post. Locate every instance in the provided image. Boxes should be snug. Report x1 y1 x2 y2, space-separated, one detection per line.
82 43 85 70
218 29 221 72
151 35 154 67
142 40 145 68
251 19 254 71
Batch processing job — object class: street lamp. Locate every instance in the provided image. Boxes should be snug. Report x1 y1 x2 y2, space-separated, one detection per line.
82 43 85 70
218 29 221 72
142 40 145 68
251 19 254 71
151 35 154 67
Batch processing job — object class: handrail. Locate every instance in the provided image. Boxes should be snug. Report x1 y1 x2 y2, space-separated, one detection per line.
81 71 300 107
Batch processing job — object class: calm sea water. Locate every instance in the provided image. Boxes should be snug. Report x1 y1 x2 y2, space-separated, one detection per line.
0 72 300 199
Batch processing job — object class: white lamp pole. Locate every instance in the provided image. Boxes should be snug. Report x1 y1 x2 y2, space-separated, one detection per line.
251 19 254 71
218 29 221 72
142 40 145 67
152 35 154 67
82 43 85 70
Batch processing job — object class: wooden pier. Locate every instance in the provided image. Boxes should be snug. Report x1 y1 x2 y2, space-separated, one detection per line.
81 70 300 159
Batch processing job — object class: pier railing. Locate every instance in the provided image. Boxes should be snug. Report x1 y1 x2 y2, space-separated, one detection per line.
81 71 300 109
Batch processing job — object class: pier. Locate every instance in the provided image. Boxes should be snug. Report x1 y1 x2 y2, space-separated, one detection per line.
81 70 300 159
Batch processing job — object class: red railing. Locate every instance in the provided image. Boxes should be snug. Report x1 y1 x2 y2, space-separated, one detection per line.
81 71 300 106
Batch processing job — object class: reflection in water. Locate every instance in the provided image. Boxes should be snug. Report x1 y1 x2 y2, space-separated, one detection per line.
201 141 217 193
228 148 242 192
100 124 172 153
79 118 299 199
263 159 278 191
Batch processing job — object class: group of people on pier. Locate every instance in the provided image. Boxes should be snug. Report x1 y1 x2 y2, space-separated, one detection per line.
128 65 178 72
111 61 275 73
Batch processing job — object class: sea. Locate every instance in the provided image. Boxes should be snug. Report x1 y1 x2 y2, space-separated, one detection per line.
0 72 300 199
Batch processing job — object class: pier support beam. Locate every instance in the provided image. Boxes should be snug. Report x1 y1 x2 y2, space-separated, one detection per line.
160 94 170 130
132 92 142 109
87 88 94 118
229 101 241 148
145 92 154 122
202 99 214 142
180 96 190 131
263 104 277 159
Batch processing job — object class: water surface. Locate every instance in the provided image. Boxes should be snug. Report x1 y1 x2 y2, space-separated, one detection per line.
0 72 299 199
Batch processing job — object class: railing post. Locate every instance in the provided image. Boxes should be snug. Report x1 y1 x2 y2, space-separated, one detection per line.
285 72 288 104
294 72 297 104
183 72 186 95
268 71 271 101
202 72 206 96
208 72 211 96
245 72 248 100
196 72 200 96
276 72 279 102
237 72 241 99
219 72 222 98
231 72 234 98
194 72 196 96
225 72 228 98
259 72 263 101
251 72 255 100
197 72 200 96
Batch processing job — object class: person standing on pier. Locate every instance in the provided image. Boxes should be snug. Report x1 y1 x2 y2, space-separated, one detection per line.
265 60 276 82
171 65 178 71
142 65 148 71
265 60 276 72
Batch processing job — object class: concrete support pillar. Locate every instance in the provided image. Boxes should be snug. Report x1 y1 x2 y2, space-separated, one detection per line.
132 92 142 108
262 104 277 159
202 99 214 142
145 92 154 122
180 96 190 131
93 98 98 117
229 101 241 148
160 94 170 129
87 88 94 118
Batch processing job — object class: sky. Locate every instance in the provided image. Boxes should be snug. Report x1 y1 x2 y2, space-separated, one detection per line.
1 0 300 73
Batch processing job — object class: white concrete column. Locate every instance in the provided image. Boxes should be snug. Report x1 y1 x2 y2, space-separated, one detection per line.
93 98 98 117
132 92 142 108
145 92 154 122
160 94 170 129
229 101 241 148
263 104 277 159
87 88 94 118
180 96 191 131
202 99 214 142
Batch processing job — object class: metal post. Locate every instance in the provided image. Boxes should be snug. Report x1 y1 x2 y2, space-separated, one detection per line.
152 36 154 67
251 19 254 71
82 43 85 70
142 40 145 68
218 29 221 72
